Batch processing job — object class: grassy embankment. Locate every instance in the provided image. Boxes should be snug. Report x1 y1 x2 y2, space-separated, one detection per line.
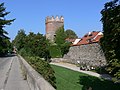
51 65 120 90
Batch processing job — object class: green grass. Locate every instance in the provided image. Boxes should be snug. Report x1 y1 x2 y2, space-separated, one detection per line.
51 65 85 90
51 65 120 90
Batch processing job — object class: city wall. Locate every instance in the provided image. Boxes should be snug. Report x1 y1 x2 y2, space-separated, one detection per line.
52 43 107 67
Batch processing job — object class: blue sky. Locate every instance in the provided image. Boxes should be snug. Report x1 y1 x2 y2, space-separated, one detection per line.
2 0 111 40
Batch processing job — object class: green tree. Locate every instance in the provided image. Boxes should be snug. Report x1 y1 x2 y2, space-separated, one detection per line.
0 3 15 56
12 29 26 51
13 30 51 61
55 26 66 45
100 0 120 81
65 29 78 38
24 32 51 61
55 26 70 56
13 30 56 87
4 39 13 53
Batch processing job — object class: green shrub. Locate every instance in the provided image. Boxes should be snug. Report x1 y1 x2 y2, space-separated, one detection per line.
26 56 56 88
49 45 62 58
19 48 29 57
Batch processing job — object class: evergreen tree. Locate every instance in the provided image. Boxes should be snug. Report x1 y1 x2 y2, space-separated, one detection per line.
0 3 15 55
100 0 120 81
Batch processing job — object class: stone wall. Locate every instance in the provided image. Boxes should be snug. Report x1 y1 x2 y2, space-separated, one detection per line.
63 43 106 67
18 55 55 90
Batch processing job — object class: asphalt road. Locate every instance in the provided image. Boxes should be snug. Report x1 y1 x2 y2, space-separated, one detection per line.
0 56 30 90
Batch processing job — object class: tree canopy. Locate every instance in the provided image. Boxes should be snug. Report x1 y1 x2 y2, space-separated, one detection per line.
65 29 78 39
13 30 56 87
12 29 26 51
13 30 51 61
0 3 15 56
100 0 120 81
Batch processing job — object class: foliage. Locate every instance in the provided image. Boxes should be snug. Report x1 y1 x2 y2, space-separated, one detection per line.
51 65 120 90
54 26 71 57
19 48 28 57
12 29 26 51
60 42 71 56
13 31 51 61
55 26 66 46
24 32 51 61
100 0 120 81
65 29 78 39
0 3 15 56
49 45 62 58
25 56 56 88
13 30 56 87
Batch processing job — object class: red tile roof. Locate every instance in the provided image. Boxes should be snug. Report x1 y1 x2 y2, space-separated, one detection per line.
72 31 103 46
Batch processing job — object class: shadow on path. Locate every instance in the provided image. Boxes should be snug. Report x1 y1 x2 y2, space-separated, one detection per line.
0 54 16 58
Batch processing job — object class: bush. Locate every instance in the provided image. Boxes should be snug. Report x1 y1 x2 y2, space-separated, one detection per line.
49 45 62 58
19 48 28 57
25 56 56 88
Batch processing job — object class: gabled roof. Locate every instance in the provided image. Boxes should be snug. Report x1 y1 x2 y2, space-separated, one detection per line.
72 31 103 46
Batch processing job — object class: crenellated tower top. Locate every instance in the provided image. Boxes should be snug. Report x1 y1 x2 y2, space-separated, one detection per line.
45 16 64 24
45 15 64 43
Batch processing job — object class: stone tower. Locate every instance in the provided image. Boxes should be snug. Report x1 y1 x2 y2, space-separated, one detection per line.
45 16 64 42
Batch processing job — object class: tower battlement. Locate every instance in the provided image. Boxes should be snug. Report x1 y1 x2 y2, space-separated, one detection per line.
45 16 64 24
45 15 64 42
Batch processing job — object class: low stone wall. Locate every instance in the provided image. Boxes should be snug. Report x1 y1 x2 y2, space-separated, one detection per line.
51 58 76 64
18 55 55 90
63 43 106 67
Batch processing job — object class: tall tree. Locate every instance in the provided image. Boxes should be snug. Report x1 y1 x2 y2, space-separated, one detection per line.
12 29 26 51
100 0 120 81
0 3 15 55
65 29 78 38
55 26 70 56
13 30 51 61
55 26 66 45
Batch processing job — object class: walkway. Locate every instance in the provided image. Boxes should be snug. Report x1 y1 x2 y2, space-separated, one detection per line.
50 62 112 80
0 56 30 90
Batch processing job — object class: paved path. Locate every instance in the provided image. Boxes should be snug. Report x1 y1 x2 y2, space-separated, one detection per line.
0 57 13 90
0 56 30 90
50 62 112 80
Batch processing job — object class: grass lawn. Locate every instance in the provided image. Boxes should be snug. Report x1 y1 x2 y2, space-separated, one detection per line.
51 65 120 90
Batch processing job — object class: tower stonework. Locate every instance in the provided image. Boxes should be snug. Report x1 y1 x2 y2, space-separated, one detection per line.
45 16 64 42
